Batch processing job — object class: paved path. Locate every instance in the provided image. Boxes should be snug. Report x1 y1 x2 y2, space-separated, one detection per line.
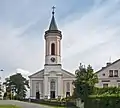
0 100 53 108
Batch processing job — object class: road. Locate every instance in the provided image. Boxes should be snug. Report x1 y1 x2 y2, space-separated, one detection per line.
0 100 53 108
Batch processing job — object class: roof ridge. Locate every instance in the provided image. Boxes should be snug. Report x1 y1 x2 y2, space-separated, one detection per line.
96 58 120 73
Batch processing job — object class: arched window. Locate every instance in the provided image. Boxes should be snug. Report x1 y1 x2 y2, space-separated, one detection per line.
66 82 70 92
66 82 70 97
36 82 39 92
50 80 55 91
51 43 55 55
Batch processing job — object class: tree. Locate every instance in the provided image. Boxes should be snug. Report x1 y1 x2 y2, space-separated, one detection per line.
3 73 29 99
73 63 98 101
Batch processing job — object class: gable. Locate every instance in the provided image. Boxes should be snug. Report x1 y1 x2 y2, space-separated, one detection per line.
96 59 120 73
29 69 44 78
96 59 120 78
62 69 75 78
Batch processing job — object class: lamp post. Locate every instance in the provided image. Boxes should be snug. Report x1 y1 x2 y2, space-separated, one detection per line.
66 94 69 108
11 85 15 100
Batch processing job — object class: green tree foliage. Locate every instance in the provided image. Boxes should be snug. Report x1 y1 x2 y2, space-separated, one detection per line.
73 63 98 101
3 73 29 99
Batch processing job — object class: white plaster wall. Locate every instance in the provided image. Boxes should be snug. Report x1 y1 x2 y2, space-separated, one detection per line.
45 33 61 65
31 81 36 99
57 76 62 97
45 35 61 56
95 78 120 87
62 80 74 97
44 65 61 73
48 74 62 98
45 55 61 65
96 61 120 88
44 76 48 98
30 78 44 99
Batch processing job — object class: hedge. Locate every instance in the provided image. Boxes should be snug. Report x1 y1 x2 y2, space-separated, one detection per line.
85 95 120 108
93 87 120 95
19 99 77 107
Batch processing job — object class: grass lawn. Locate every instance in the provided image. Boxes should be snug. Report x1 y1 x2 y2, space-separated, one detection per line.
0 105 20 108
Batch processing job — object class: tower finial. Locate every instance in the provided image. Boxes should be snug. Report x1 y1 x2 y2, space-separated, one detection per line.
48 6 58 30
52 6 55 15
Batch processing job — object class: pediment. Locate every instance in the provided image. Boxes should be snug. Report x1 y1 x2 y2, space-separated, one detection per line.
29 69 44 78
62 69 75 78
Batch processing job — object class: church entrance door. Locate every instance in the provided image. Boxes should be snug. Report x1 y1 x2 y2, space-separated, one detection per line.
50 79 56 99
36 91 40 99
50 91 55 99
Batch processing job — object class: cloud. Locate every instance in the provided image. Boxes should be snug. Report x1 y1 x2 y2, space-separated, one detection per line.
0 0 120 79
61 0 120 72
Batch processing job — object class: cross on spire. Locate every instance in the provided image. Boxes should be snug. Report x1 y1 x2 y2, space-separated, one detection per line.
52 6 55 15
48 6 58 30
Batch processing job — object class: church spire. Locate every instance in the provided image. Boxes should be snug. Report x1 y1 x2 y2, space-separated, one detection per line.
49 6 58 30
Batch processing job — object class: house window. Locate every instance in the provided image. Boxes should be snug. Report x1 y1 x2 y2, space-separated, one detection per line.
109 70 113 77
117 80 120 82
114 70 118 77
118 83 120 87
103 83 108 88
51 43 55 55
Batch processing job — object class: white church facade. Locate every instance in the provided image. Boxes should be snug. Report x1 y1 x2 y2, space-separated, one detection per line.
29 9 75 99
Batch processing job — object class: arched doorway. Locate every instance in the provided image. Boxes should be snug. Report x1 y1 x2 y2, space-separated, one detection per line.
50 79 55 99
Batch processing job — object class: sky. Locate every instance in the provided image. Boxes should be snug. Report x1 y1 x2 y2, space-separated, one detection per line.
0 0 120 81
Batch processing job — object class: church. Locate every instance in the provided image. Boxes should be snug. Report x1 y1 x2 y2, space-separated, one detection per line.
29 8 75 99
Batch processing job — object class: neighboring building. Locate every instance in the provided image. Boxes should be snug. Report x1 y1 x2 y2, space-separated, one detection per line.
0 79 4 100
0 82 2 99
29 9 75 99
95 59 120 88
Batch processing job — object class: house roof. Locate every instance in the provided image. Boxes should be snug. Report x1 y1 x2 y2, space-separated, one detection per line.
96 59 120 74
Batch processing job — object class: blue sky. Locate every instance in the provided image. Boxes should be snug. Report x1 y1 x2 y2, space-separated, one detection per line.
0 0 120 80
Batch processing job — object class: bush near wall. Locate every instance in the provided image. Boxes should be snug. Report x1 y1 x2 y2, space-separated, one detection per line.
19 99 77 107
85 94 120 108
93 87 120 95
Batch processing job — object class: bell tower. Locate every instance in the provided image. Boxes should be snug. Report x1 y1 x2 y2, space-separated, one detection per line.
44 7 62 66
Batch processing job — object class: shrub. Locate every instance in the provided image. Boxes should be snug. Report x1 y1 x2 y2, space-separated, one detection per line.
85 95 120 108
93 87 120 95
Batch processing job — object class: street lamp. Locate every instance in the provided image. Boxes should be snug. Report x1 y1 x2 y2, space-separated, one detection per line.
66 94 69 108
11 85 15 100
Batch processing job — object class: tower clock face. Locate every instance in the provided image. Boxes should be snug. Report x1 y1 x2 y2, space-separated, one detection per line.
51 57 55 62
